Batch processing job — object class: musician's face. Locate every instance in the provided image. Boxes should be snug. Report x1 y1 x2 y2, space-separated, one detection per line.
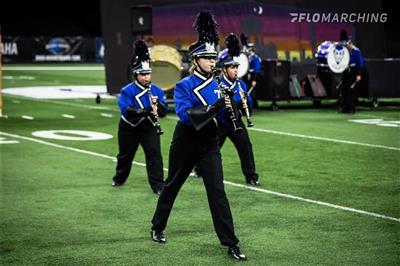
136 73 151 86
224 65 239 80
196 56 216 73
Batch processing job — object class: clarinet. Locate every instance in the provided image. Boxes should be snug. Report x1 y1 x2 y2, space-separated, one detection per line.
213 69 243 134
237 79 254 127
144 83 163 135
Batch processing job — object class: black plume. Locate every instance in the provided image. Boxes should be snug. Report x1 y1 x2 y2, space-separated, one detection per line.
193 11 219 45
240 33 248 47
225 33 240 57
133 40 150 63
340 29 348 42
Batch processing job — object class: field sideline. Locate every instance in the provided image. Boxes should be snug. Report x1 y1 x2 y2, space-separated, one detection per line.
1 65 399 265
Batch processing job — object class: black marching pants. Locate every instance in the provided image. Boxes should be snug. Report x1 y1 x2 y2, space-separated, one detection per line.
218 119 259 182
151 122 239 246
113 119 164 192
340 67 358 113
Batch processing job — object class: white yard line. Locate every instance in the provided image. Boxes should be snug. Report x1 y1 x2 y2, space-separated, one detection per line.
62 114 75 119
100 113 114 118
21 115 34 120
1 131 398 223
248 127 400 151
224 181 400 223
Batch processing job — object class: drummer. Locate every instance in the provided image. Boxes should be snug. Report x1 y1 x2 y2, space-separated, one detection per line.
339 30 365 114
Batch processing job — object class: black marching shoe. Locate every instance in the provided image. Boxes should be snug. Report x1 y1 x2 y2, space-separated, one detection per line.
247 179 260 186
151 230 166 243
112 181 122 187
228 245 247 261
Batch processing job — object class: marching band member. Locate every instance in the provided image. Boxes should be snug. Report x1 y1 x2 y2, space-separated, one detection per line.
112 40 167 195
150 11 246 261
339 30 365 114
241 34 262 108
195 33 260 186
218 33 260 186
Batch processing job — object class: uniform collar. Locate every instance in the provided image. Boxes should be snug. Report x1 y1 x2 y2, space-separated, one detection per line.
134 80 148 91
222 75 236 86
194 69 212 81
222 75 237 91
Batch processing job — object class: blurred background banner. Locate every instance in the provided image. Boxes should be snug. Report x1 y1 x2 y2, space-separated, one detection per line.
33 37 84 62
1 36 32 63
1 37 102 63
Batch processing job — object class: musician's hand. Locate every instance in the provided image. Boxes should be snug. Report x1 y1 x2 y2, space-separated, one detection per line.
224 96 232 108
151 96 158 104
356 75 362 82
221 86 234 97
213 97 225 110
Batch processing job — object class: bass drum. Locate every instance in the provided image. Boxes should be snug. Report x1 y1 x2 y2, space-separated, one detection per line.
237 53 249 78
150 45 182 91
327 43 350 73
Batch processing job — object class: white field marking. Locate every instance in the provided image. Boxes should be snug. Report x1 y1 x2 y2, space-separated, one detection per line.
12 100 21 104
7 95 400 151
3 66 104 71
349 119 400 128
0 137 19 144
355 113 399 120
3 85 115 99
32 130 113 141
223 181 400 223
248 127 400 151
1 130 398 223
21 115 34 120
3 75 36 80
0 131 138 166
100 113 114 118
62 114 75 119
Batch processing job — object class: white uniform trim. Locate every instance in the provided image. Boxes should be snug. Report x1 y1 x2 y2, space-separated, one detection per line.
121 115 145 127
193 71 213 106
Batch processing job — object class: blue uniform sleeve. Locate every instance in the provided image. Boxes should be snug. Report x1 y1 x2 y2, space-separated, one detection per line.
354 49 365 69
174 81 193 124
253 55 262 73
118 89 133 116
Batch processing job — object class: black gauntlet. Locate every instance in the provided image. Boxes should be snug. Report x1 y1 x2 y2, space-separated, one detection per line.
187 98 225 131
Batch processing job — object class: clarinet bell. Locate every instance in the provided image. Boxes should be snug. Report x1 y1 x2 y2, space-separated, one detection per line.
156 127 164 135
234 127 244 134
233 123 243 134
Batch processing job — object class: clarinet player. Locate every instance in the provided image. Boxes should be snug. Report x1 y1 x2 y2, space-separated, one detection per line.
196 33 260 186
150 11 247 261
111 40 168 195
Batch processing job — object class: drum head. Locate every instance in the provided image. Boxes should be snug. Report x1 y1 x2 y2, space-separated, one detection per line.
327 43 350 73
237 53 249 78
150 45 182 91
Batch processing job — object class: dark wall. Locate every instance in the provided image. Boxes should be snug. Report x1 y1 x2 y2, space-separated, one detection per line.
0 0 101 36
1 0 395 56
